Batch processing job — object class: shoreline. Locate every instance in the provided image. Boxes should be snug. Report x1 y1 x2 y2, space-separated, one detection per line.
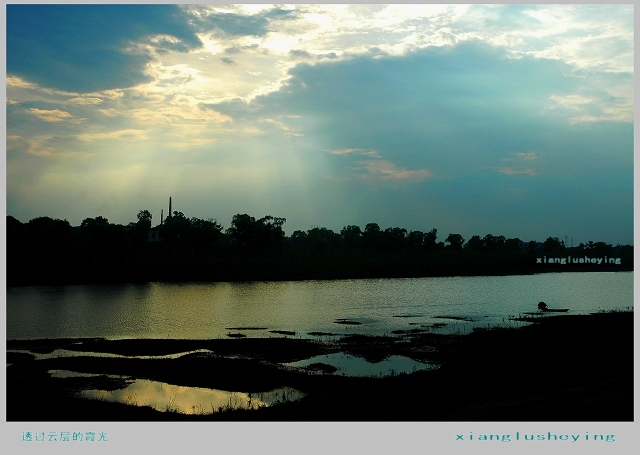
6 311 633 421
7 267 633 288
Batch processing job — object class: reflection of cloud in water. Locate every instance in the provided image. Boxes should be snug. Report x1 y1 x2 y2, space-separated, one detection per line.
80 378 303 414
49 369 123 379
9 348 213 361
286 353 437 377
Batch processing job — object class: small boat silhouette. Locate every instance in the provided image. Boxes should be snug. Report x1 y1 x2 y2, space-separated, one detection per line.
537 301 569 312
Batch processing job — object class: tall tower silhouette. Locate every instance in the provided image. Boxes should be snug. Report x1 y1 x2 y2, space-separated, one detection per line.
169 197 172 218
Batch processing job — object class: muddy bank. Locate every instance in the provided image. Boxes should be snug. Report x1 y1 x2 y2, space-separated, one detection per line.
6 311 633 421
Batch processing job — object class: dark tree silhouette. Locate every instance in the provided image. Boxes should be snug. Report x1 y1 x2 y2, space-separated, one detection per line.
466 235 484 251
226 214 286 249
544 237 564 252
136 210 152 229
362 223 382 249
340 225 362 249
424 228 438 250
445 233 465 251
5 210 633 286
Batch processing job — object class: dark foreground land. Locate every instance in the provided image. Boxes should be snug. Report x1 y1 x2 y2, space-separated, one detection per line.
6 311 633 421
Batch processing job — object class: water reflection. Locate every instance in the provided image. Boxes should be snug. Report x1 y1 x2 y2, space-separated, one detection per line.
285 353 437 377
8 272 633 340
9 348 213 361
49 370 304 414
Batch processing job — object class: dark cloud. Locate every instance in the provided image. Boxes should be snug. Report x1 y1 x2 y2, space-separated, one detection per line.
6 4 202 92
208 40 632 243
225 44 260 54
220 57 237 66
226 41 581 173
289 49 312 58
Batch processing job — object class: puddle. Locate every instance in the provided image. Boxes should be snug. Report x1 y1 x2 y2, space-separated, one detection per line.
285 352 437 377
8 348 213 361
334 319 362 325
49 369 123 379
49 369 304 414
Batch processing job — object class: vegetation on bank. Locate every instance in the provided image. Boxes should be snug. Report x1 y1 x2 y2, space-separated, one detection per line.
6 211 633 286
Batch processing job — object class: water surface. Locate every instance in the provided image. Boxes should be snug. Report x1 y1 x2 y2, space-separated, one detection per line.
7 272 632 340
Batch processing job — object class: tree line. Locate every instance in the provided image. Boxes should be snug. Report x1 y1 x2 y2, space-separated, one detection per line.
6 211 633 286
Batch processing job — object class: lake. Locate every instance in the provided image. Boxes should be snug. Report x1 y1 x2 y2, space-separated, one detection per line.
7 272 633 340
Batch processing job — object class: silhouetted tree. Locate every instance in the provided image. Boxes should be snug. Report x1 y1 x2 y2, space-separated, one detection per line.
7 208 632 287
466 235 484 251
6 215 25 242
340 225 362 249
407 230 425 249
291 230 308 246
80 216 126 249
544 237 564 252
590 241 614 256
188 217 223 246
160 211 191 243
226 214 286 249
6 216 26 259
136 210 152 230
505 238 522 252
382 227 408 249
27 216 72 243
445 233 465 251
482 234 494 251
362 223 382 248
306 227 340 250
424 228 438 250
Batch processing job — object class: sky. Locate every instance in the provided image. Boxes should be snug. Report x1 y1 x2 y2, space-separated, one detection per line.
4 3 634 245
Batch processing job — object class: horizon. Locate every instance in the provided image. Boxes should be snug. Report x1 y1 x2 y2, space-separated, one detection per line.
6 205 632 248
5 4 634 246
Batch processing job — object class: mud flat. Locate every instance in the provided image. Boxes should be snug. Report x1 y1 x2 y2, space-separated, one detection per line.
6 311 633 421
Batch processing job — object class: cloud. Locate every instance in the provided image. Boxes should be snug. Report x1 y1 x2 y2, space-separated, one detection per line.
8 134 88 159
549 88 633 124
497 168 537 176
330 149 381 158
4 5 633 244
27 108 74 122
206 38 631 190
330 149 431 182
233 41 582 176
188 6 298 38
550 94 593 110
6 75 37 89
501 152 538 162
358 160 433 182
7 4 202 92
517 152 537 161
496 152 539 175
68 97 103 105
76 129 149 142
261 118 302 137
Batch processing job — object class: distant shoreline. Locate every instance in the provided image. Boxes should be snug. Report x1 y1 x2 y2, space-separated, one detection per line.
7 245 633 287
7 264 633 287
8 214 632 287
